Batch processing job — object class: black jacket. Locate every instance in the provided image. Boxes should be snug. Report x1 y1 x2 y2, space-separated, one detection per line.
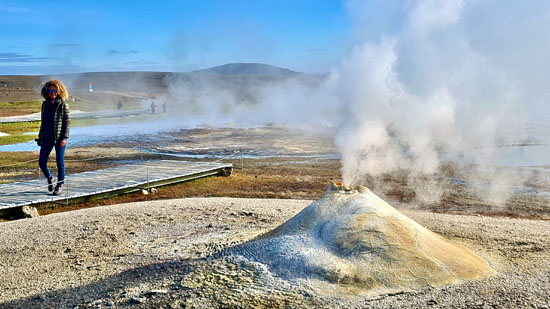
38 98 70 145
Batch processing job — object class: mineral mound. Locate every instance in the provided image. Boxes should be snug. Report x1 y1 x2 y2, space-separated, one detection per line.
183 182 495 302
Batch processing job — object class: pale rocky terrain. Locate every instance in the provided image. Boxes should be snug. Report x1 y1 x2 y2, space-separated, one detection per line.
0 196 548 308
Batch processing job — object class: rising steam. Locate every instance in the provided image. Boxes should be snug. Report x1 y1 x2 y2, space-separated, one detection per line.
331 0 549 203
162 1 548 205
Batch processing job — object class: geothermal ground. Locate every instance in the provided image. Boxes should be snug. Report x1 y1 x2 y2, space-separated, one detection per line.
0 197 548 308
0 126 549 308
1 82 549 307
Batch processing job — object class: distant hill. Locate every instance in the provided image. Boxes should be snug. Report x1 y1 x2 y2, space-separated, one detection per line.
37 64 294 96
191 63 301 77
0 63 304 86
0 63 303 89
0 63 320 103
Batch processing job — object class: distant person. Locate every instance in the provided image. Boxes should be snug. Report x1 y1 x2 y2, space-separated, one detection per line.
151 101 157 114
117 99 123 110
162 101 167 113
36 79 71 195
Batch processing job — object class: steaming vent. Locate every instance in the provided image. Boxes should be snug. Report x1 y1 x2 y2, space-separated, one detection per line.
183 182 495 299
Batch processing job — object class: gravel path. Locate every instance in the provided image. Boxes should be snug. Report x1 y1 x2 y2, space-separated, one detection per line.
0 198 548 308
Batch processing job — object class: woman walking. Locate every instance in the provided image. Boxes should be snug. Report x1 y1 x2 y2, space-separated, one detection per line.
37 79 70 195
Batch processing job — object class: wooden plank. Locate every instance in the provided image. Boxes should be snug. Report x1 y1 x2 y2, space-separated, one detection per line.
0 160 232 210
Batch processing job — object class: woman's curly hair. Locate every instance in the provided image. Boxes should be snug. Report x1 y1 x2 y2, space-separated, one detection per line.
41 79 69 100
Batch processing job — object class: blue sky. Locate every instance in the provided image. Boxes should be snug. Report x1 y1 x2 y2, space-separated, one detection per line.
0 0 352 74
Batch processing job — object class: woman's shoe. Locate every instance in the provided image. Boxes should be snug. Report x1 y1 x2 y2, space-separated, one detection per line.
47 177 54 192
53 183 63 195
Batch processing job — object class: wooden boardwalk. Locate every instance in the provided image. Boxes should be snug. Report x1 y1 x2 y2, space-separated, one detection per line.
0 160 232 210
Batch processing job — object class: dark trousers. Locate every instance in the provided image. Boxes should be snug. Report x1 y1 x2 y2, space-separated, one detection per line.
39 141 66 184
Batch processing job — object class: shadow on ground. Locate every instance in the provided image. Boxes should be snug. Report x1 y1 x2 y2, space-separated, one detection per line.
0 259 194 308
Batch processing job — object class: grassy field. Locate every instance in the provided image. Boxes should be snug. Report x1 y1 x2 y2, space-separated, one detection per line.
0 121 41 145
0 100 42 117
0 100 42 146
0 151 39 184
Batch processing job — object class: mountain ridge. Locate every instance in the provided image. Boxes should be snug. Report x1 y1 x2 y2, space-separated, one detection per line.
190 63 300 76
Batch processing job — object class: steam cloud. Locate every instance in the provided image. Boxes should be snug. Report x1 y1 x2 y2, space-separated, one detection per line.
332 0 549 202
163 0 549 205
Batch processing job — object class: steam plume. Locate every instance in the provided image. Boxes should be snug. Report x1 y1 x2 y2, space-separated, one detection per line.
331 0 549 203
163 1 549 205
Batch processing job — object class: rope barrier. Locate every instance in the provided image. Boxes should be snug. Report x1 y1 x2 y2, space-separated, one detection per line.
213 150 243 163
220 149 254 159
0 151 138 169
0 147 235 169
64 153 129 162
142 149 253 164
0 158 38 168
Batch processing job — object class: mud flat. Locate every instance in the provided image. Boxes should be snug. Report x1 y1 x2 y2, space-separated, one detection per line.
0 197 548 308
